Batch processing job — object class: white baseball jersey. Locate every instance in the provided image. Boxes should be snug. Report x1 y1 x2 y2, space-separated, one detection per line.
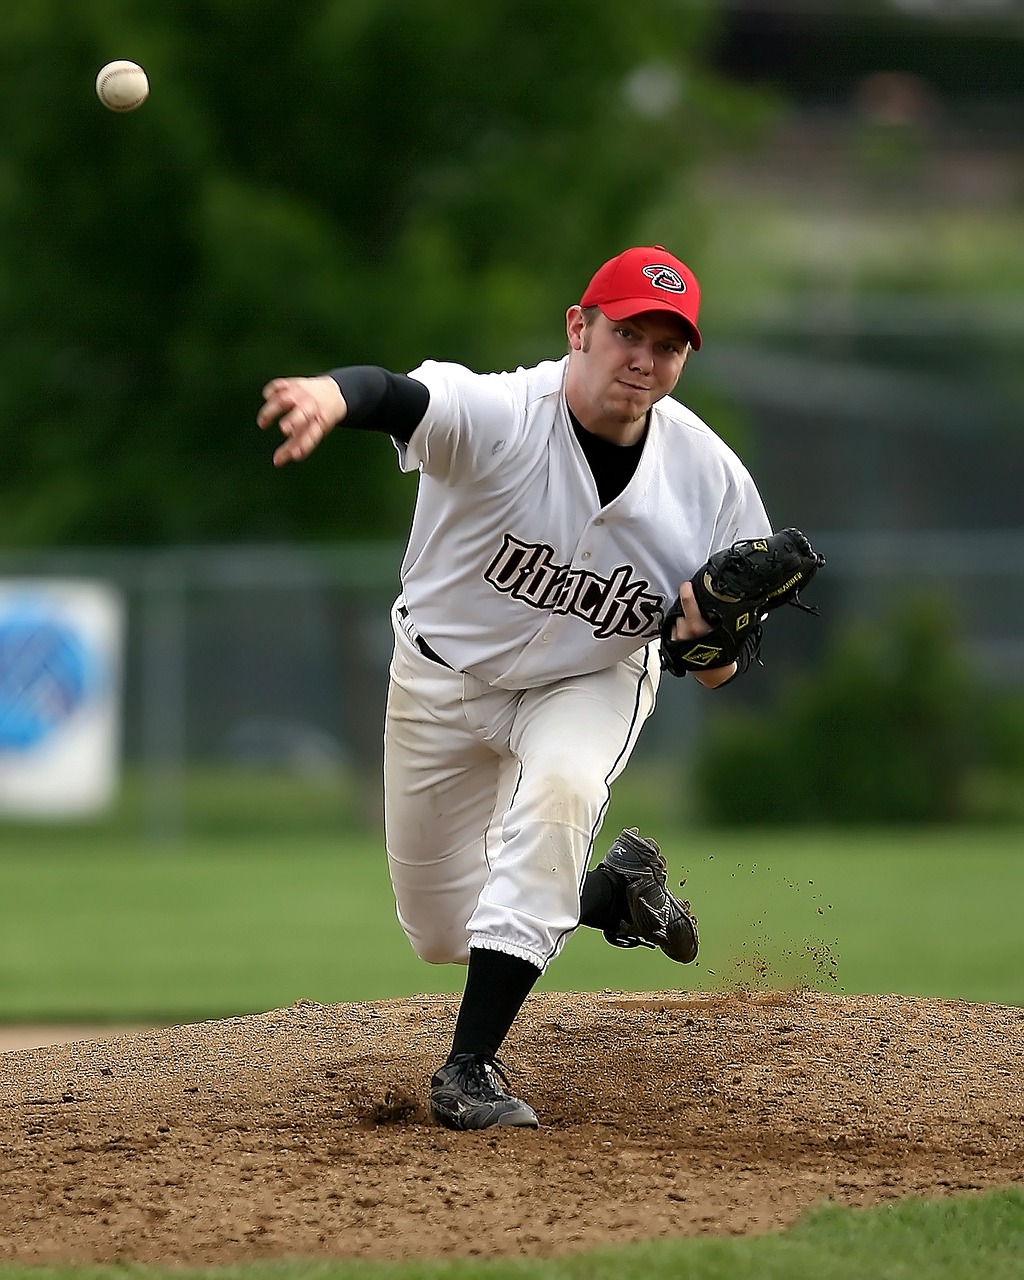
395 355 771 690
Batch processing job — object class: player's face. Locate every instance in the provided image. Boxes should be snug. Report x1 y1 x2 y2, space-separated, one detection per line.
565 307 691 440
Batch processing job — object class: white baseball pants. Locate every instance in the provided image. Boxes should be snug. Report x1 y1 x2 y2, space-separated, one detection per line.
383 603 660 973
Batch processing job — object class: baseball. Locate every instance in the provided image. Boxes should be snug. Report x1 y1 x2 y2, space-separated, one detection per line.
95 60 150 112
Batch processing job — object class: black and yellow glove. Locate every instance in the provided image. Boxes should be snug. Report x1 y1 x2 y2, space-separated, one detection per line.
660 527 825 677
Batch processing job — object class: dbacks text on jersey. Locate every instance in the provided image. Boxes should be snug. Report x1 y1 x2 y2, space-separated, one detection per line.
484 534 662 640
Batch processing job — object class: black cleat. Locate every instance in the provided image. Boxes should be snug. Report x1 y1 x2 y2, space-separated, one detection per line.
596 827 699 964
429 1054 540 1131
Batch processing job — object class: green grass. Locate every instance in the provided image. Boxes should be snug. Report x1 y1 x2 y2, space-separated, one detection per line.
1 823 1022 1022
0 1188 1021 1278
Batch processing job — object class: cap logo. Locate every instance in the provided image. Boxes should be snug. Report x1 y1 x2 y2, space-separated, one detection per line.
642 264 685 294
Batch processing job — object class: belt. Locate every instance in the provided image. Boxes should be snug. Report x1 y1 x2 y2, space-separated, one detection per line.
397 605 452 669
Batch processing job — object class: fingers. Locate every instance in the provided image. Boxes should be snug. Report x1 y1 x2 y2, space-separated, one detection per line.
257 379 314 435
671 580 712 642
272 415 325 468
257 376 345 467
256 378 297 430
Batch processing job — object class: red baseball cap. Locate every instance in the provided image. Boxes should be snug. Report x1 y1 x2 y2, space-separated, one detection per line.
579 245 702 350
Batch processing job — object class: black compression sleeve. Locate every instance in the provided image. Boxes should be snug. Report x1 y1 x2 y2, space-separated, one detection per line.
326 365 430 443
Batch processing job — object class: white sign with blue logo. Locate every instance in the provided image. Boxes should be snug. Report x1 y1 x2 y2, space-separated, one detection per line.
0 580 124 817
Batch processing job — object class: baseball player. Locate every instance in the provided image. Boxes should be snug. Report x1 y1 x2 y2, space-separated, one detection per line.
257 245 772 1130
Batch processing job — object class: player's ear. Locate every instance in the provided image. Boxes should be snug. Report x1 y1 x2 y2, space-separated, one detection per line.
566 305 586 352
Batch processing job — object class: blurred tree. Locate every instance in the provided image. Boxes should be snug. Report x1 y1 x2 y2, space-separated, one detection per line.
692 595 1022 826
0 0 770 545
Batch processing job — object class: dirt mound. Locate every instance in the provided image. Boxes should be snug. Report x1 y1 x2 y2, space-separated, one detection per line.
2 990 1022 1265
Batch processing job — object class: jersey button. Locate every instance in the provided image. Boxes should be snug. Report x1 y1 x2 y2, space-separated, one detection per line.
594 518 605 526
581 551 591 560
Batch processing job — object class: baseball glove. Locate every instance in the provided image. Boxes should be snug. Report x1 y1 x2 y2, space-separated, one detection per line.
660 527 825 676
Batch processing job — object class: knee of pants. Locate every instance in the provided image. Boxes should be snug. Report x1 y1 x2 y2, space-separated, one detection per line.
518 761 611 834
398 910 470 967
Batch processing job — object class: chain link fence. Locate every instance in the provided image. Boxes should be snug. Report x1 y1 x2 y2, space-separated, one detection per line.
2 532 1021 838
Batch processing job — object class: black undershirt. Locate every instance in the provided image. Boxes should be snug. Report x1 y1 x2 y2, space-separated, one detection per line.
565 406 646 505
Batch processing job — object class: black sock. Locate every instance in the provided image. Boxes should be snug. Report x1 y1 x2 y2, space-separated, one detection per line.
579 864 626 932
448 948 542 1062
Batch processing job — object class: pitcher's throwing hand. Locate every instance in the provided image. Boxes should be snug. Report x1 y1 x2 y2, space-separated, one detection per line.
258 375 347 466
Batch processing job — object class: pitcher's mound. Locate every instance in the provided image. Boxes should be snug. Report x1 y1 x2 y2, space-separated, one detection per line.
2 989 1022 1264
